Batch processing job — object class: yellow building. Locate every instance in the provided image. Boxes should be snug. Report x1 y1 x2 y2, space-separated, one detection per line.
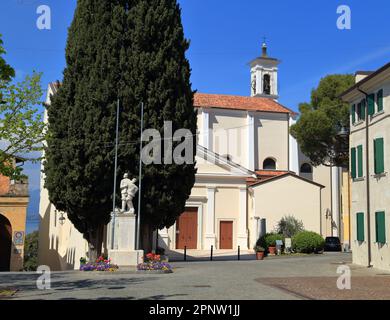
0 157 29 272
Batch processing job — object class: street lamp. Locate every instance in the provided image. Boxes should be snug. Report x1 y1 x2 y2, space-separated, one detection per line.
337 125 349 139
59 211 66 225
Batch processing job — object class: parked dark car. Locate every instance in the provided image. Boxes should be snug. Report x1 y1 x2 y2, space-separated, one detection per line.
324 237 342 252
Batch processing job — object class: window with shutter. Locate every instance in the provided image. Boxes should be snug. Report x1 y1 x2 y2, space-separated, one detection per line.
357 212 365 242
351 147 357 179
357 103 362 120
374 138 385 175
351 104 356 124
375 211 386 244
368 94 375 115
377 89 383 112
357 145 363 178
361 99 366 119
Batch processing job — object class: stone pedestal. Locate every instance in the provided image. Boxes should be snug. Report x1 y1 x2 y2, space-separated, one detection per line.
107 213 144 267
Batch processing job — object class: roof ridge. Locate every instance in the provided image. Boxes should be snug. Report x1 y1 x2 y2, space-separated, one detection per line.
194 92 296 115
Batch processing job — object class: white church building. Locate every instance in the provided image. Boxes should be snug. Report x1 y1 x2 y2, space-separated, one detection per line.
38 43 345 270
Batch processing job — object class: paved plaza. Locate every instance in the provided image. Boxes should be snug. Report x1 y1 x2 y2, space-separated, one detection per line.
1 253 390 300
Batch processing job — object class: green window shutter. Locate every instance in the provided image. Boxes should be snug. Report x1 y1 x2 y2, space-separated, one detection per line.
357 212 365 242
361 99 366 119
351 104 356 124
357 145 363 178
375 211 386 244
357 103 362 120
374 138 385 174
368 94 375 115
377 89 384 112
351 147 357 179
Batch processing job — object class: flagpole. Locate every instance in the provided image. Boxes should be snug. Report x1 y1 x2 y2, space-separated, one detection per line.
111 98 120 250
136 102 144 250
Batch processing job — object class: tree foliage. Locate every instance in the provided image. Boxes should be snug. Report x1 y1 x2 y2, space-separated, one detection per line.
292 231 325 254
125 0 197 250
44 0 196 256
256 233 284 249
0 34 45 179
275 215 304 238
24 231 39 271
0 35 15 85
290 74 355 167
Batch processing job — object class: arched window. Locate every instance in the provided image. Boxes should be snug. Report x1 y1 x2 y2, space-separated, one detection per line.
300 163 313 174
263 158 276 170
263 74 271 95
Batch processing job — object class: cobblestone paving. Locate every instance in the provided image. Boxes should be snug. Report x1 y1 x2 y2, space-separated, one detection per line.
256 277 390 300
0 253 389 300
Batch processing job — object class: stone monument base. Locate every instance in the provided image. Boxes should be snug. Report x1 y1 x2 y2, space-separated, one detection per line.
109 250 144 267
107 213 144 267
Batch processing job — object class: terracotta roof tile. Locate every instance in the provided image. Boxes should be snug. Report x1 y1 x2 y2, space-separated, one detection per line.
246 170 290 186
194 93 295 114
256 170 290 178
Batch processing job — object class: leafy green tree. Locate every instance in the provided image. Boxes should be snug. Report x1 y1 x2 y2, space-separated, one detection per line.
44 0 196 258
0 35 45 179
0 35 15 85
290 74 355 167
24 231 39 271
276 215 304 238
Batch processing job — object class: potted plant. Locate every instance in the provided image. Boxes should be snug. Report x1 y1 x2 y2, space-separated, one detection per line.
254 246 265 260
264 233 284 256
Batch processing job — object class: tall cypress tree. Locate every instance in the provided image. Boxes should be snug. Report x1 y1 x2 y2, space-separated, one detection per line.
44 0 127 260
121 0 197 251
44 0 196 257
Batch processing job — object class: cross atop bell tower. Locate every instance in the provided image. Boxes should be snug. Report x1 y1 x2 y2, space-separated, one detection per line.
250 40 280 100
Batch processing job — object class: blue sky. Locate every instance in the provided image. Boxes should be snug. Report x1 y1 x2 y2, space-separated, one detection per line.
1 0 390 232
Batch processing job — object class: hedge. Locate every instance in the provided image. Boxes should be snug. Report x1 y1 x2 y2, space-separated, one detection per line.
292 231 325 253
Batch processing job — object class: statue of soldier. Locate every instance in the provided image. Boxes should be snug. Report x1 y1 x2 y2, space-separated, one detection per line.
120 173 138 215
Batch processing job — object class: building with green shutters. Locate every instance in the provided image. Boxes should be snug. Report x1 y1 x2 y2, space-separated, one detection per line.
341 62 390 271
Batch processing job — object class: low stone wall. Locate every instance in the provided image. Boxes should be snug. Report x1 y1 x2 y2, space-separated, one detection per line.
7 179 29 197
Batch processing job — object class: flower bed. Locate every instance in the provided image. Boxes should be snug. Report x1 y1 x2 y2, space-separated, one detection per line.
137 253 173 273
80 256 119 272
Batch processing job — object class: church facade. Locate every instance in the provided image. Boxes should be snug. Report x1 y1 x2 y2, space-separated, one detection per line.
38 43 348 270
159 43 345 253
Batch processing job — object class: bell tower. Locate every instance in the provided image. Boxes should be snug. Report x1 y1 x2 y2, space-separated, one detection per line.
250 41 280 100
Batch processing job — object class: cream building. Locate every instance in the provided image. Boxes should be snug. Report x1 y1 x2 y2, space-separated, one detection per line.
341 62 390 271
38 43 345 270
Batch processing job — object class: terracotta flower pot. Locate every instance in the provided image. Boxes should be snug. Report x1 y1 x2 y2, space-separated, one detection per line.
268 246 277 255
256 252 265 260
